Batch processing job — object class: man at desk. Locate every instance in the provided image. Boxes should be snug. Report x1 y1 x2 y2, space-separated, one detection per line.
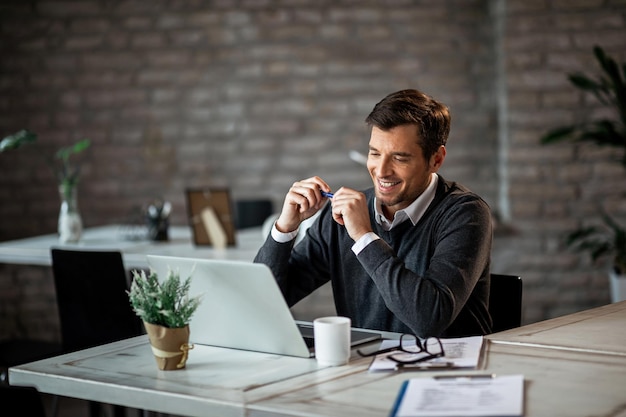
254 89 492 338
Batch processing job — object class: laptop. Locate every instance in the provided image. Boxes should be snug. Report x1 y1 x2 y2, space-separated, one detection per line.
146 255 381 358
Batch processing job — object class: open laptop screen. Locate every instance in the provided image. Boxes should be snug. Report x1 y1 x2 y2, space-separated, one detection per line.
146 255 380 358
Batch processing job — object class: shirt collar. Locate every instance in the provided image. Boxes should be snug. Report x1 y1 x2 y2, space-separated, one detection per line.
374 173 438 230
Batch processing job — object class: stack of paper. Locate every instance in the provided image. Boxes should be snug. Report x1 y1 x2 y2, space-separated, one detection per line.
366 336 484 372
389 374 524 417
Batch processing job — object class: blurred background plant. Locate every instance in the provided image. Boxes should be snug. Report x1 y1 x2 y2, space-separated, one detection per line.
55 138 91 200
540 45 626 166
0 129 37 152
540 45 626 278
0 129 90 199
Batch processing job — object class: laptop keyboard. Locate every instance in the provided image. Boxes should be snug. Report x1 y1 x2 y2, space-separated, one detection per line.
303 336 315 348
297 322 382 350
297 323 316 348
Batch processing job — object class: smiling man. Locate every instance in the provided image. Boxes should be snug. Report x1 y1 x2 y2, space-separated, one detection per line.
254 89 493 338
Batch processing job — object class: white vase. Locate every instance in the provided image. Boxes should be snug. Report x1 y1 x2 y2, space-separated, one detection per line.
609 269 626 303
58 184 83 243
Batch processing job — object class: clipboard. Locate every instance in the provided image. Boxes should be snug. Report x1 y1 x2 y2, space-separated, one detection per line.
389 374 524 417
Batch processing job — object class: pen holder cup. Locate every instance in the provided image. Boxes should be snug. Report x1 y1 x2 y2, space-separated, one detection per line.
147 217 169 241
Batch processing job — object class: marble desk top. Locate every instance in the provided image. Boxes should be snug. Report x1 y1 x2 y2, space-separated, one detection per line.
10 303 626 417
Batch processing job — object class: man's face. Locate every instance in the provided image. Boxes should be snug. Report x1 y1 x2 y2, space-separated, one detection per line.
367 124 445 219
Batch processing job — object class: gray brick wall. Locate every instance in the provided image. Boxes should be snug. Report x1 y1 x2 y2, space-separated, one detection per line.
1 0 625 342
503 0 626 321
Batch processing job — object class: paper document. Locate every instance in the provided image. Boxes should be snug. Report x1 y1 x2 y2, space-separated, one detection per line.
367 336 483 372
390 374 524 417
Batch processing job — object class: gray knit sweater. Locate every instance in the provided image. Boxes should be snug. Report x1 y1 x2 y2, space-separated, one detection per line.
254 176 493 338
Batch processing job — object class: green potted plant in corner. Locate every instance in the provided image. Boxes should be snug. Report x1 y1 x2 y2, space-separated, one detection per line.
564 209 626 302
540 45 626 302
128 268 202 370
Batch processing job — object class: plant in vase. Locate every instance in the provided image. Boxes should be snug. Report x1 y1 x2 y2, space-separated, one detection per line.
540 45 626 302
0 129 90 243
55 138 91 243
128 268 202 370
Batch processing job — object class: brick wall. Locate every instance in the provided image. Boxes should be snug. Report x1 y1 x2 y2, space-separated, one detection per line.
503 0 626 321
1 0 625 342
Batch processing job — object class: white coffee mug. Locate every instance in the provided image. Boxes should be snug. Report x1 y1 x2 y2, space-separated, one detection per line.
313 316 351 366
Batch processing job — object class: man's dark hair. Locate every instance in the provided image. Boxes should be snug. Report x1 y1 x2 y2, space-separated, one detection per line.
365 89 451 160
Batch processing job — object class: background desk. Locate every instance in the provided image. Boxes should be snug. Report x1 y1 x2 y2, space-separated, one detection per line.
0 224 334 337
10 301 626 417
0 224 266 268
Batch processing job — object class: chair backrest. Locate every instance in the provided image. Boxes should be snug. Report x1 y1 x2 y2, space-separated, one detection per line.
235 199 274 229
0 386 46 417
488 274 523 333
51 249 144 353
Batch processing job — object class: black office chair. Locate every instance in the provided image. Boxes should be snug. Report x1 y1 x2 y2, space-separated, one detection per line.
488 274 523 333
51 248 144 417
0 339 61 386
0 385 47 417
235 199 274 229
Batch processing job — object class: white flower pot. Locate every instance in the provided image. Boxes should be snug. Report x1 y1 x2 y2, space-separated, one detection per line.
609 270 626 303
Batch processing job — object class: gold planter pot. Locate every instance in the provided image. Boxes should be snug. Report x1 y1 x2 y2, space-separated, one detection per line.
144 322 194 370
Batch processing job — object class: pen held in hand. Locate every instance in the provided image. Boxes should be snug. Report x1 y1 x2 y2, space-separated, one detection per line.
321 190 334 198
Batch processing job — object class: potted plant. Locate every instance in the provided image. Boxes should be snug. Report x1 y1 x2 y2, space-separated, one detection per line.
540 45 626 302
128 268 202 370
0 129 90 243
565 209 626 302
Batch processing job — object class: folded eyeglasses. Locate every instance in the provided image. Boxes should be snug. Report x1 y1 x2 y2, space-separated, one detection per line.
357 334 445 365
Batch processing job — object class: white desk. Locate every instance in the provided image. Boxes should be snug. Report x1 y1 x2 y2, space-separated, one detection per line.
9 333 386 417
486 300 626 356
252 342 626 417
10 302 626 417
0 224 266 268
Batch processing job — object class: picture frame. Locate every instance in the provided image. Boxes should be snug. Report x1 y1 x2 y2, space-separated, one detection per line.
185 188 236 247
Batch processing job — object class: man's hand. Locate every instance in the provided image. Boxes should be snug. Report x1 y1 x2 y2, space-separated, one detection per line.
275 176 332 233
330 187 372 241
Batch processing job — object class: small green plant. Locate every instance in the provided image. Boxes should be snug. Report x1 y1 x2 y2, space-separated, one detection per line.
0 129 90 199
128 268 202 328
0 129 37 152
56 138 91 198
0 129 90 168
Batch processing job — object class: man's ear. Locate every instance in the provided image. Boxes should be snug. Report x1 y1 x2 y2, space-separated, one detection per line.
430 145 446 171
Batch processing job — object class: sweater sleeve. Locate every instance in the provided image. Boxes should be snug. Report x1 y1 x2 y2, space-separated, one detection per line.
254 212 332 307
356 194 493 338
